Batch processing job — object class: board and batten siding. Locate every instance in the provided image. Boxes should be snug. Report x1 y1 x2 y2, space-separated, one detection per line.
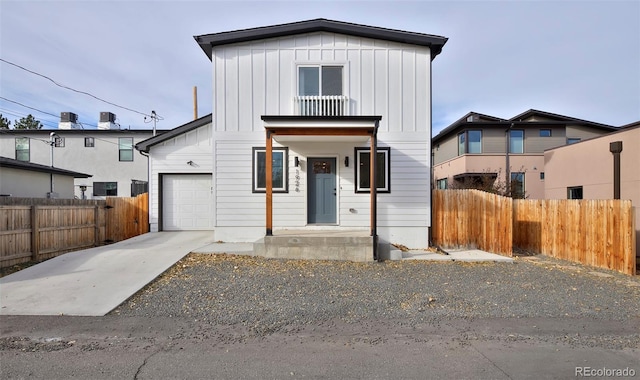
148 124 212 232
213 132 430 246
212 32 432 133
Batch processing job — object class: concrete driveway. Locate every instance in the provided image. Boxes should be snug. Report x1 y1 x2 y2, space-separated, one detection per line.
0 232 216 316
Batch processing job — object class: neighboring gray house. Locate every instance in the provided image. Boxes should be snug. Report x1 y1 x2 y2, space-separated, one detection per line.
137 19 448 260
0 112 167 199
432 109 618 199
0 156 91 198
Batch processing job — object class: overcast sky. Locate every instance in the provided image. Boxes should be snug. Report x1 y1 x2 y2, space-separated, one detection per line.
1 0 638 135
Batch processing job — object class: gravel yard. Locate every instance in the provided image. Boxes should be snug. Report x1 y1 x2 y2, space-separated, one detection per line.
112 254 640 338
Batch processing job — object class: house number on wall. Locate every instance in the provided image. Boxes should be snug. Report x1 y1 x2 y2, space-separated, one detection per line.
295 169 300 192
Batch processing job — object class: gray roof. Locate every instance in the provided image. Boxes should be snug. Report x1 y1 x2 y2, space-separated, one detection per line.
0 156 92 178
135 114 212 153
433 109 618 143
194 18 448 61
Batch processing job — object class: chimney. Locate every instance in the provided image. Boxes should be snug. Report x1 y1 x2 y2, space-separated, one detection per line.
58 112 80 129
98 112 117 130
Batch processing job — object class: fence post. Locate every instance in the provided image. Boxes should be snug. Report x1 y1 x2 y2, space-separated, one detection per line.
31 205 39 261
94 205 100 246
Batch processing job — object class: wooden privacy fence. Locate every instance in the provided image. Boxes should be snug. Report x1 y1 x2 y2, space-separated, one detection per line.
433 190 637 275
432 190 512 256
513 199 636 275
0 193 148 268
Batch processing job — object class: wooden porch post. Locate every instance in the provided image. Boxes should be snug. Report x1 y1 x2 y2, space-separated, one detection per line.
370 131 377 237
266 130 273 236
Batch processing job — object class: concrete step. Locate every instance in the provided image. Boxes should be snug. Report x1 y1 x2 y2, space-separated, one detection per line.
254 234 375 262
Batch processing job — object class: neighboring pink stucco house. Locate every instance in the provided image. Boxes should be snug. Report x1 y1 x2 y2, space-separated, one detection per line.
432 110 617 199
544 123 640 258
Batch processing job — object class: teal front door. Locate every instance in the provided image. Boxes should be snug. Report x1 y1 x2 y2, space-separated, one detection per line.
308 157 337 224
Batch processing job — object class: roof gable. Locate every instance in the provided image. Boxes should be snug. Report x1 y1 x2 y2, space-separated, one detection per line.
135 113 212 153
194 18 447 61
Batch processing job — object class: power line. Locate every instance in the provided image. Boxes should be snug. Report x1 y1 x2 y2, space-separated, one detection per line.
0 58 161 119
0 108 59 128
0 96 102 128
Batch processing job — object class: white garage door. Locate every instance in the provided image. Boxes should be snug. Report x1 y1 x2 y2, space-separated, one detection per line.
163 174 213 231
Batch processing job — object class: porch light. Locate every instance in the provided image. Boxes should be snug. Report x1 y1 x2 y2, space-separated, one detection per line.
344 156 349 167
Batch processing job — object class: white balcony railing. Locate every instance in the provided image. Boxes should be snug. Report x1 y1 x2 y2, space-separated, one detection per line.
295 95 349 116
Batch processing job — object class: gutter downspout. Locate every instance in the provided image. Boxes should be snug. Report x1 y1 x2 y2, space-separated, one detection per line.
138 149 151 232
505 123 514 195
609 141 623 199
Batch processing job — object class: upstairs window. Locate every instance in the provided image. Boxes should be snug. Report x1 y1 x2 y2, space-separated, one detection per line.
119 137 133 161
355 147 390 193
298 66 343 96
509 130 524 153
15 137 29 162
85 137 95 147
567 137 581 145
540 129 552 137
458 130 482 154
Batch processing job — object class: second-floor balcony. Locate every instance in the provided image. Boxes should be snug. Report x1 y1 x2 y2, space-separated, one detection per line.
295 95 349 116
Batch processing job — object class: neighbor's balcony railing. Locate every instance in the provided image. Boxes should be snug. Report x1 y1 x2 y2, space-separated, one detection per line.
295 95 349 116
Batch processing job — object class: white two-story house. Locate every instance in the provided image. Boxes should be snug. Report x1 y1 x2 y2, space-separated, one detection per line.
137 19 447 260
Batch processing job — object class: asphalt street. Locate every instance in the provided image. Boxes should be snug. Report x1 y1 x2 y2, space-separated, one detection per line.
1 315 638 379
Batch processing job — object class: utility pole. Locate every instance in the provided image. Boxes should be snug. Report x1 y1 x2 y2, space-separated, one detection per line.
144 111 161 136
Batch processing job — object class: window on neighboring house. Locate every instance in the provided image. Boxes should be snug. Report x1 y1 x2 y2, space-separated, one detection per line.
93 182 118 196
119 137 133 161
540 172 545 180
509 130 524 153
567 137 581 145
15 137 29 162
468 130 482 153
540 129 552 137
53 136 65 147
252 147 288 193
458 130 483 155
510 172 525 198
85 137 95 147
436 178 448 189
355 147 390 193
458 132 466 155
567 186 583 199
131 180 148 196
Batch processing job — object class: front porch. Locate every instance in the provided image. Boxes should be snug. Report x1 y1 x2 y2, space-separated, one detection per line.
253 229 376 262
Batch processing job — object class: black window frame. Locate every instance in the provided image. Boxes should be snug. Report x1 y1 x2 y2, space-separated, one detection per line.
93 181 118 196
118 137 134 162
85 137 95 147
252 147 288 193
567 186 583 199
539 129 552 137
354 147 390 193
436 178 448 190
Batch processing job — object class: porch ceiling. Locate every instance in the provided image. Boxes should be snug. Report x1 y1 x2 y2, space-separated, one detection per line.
261 115 381 143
